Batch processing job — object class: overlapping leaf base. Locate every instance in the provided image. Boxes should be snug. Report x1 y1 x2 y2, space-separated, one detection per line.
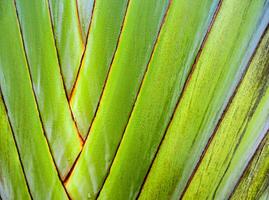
0 0 268 199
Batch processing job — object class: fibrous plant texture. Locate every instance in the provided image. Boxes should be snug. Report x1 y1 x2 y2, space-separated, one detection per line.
0 0 268 199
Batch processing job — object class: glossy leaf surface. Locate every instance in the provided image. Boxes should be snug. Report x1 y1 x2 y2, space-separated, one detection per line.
48 0 84 96
0 0 268 199
0 93 30 199
77 0 94 43
231 133 269 200
182 28 269 199
15 0 82 179
99 0 220 199
0 1 68 198
139 0 269 199
66 0 170 198
70 0 129 138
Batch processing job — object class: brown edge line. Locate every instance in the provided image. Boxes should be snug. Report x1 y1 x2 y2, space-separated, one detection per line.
0 90 33 199
134 0 223 198
13 1 71 199
179 20 269 200
228 130 269 199
228 26 269 197
94 0 173 198
46 0 84 144
68 0 96 102
63 0 131 184
84 0 132 142
134 2 224 200
134 0 224 198
46 0 67 98
63 150 82 184
75 0 84 46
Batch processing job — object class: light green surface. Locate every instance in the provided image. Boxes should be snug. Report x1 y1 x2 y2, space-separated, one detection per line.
183 28 269 199
98 0 220 199
77 0 94 43
70 0 129 138
231 133 269 200
15 0 82 179
48 0 84 96
66 0 170 199
0 1 68 199
258 186 269 200
0 93 30 200
0 1 268 199
139 0 269 199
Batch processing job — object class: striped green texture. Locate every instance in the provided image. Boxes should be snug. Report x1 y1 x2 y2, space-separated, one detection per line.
15 0 82 179
76 0 94 43
231 133 269 200
48 0 84 96
0 1 68 198
259 187 269 200
139 0 269 199
0 93 30 199
70 0 129 138
66 0 170 199
99 0 220 199
182 28 269 199
0 0 268 199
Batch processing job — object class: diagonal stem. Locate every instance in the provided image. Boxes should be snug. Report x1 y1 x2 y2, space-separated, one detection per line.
95 0 173 197
0 88 33 200
75 0 84 46
13 1 71 198
46 0 84 144
68 0 97 102
228 131 269 198
63 0 132 184
135 0 224 197
180 20 269 200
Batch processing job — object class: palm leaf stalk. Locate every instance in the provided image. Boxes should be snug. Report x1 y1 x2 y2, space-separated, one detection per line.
0 1 68 198
69 0 129 138
76 0 94 43
181 28 269 199
231 133 269 199
0 0 268 199
139 0 269 199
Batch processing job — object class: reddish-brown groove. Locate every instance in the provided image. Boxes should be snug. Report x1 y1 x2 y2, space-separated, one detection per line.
0 89 33 199
228 131 269 199
94 1 173 198
134 1 224 198
47 0 66 96
13 1 71 199
75 0 84 46
70 0 86 144
47 0 84 144
83 0 131 141
63 0 131 184
180 22 269 200
68 0 96 101
63 151 81 184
